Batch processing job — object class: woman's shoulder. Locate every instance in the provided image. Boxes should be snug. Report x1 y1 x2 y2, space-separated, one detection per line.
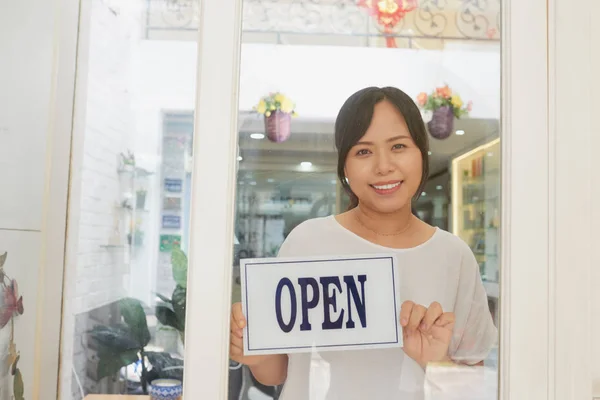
277 216 338 257
285 216 336 241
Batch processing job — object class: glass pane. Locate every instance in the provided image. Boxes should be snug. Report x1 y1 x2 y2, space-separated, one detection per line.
59 0 198 398
229 0 500 399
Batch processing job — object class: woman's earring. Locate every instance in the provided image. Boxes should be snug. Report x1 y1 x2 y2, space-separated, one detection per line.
345 177 350 184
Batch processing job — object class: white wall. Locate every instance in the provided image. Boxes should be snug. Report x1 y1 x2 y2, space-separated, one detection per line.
133 41 500 128
0 0 57 398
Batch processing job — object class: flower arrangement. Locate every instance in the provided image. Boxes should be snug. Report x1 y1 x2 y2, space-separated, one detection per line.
254 92 297 143
416 85 473 140
416 85 472 118
254 92 297 118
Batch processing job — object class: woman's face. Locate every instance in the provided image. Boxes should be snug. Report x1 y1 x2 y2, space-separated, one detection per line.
344 100 423 214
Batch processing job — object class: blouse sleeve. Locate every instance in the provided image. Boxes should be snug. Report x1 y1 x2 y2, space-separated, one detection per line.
448 245 498 365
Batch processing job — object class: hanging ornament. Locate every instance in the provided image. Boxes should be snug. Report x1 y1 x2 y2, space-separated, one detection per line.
357 0 417 48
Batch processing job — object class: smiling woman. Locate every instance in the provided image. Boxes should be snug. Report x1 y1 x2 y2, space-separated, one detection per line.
229 86 497 399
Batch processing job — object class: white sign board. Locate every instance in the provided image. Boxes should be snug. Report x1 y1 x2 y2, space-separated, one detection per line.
240 254 401 356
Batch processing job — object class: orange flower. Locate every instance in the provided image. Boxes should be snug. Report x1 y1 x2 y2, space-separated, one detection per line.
416 92 428 106
436 85 452 99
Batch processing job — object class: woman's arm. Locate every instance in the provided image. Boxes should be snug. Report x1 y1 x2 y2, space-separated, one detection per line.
249 354 289 386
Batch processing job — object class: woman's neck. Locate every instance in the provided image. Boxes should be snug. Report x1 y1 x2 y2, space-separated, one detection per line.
353 204 414 236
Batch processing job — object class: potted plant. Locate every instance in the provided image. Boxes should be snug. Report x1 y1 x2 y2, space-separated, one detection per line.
119 150 136 172
88 298 183 394
136 189 147 210
254 92 297 143
156 248 187 345
416 85 472 140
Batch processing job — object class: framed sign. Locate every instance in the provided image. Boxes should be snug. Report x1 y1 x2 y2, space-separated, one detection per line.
162 215 181 229
240 254 401 356
164 178 183 193
159 234 181 252
163 196 182 210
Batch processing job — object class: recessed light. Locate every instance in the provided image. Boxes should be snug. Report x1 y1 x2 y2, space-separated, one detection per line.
237 156 243 161
250 133 265 140
436 185 443 190
487 152 493 157
267 178 275 183
300 161 312 168
249 181 257 186
428 151 432 156
455 130 465 136
421 191 427 196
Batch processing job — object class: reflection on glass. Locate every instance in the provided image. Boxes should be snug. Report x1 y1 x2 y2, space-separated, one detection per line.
59 1 196 398
229 0 501 399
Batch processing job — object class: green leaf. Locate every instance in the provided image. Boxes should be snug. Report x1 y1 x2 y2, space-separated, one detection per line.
119 298 150 347
156 305 179 330
145 351 184 381
172 285 187 332
155 293 171 304
13 368 24 400
171 248 188 288
89 324 141 350
0 252 6 268
97 348 140 379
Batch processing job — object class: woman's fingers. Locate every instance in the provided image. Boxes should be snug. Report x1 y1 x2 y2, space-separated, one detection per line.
232 302 246 329
407 304 427 334
434 312 455 328
400 301 414 327
421 302 443 331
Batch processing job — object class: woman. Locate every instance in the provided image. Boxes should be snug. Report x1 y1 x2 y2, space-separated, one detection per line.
229 86 497 399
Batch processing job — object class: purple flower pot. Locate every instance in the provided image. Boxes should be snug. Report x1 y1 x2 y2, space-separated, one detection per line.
265 110 291 143
427 106 455 140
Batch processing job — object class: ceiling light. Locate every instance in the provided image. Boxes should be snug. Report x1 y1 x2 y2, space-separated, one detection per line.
436 185 443 190
487 152 493 157
237 156 243 161
428 151 432 156
249 181 257 186
455 130 465 136
300 161 312 168
267 178 275 183
250 133 265 140
421 192 427 197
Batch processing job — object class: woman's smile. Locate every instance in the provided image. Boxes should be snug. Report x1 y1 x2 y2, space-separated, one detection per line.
370 180 403 195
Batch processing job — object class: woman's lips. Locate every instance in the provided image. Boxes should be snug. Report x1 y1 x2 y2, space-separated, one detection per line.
370 180 403 195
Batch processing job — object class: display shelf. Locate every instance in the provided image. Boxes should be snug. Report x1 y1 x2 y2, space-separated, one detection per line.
451 138 501 295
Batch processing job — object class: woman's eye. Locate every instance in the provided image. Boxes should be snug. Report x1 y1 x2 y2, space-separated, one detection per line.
356 149 370 156
392 143 406 150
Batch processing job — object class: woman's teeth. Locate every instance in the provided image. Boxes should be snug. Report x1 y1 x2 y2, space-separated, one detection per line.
372 182 401 190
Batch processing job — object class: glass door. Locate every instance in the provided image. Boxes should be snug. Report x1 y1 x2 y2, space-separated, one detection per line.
58 0 201 398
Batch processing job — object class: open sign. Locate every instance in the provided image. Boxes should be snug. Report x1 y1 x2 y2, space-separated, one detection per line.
240 254 401 356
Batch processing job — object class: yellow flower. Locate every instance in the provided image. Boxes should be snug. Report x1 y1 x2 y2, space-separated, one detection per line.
280 98 294 114
265 111 271 117
256 100 267 114
269 104 276 111
274 93 285 103
451 95 463 109
291 111 298 117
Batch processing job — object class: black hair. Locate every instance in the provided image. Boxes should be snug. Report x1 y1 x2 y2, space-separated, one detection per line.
334 86 430 209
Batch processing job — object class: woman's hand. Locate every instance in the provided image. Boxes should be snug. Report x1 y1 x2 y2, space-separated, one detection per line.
400 301 455 369
229 302 269 367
